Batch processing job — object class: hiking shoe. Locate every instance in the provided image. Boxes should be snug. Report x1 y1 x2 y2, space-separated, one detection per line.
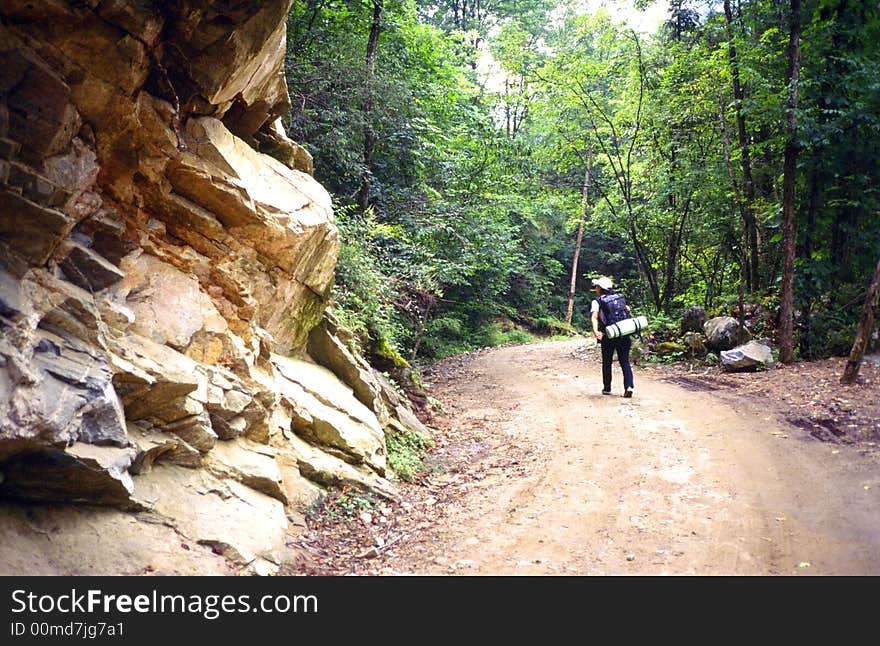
624 388 633 398
602 390 611 395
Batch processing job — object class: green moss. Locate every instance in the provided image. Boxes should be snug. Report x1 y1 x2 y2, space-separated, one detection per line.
281 293 329 352
375 337 410 369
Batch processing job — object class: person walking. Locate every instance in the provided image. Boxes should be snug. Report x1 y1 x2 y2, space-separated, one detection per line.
590 276 634 398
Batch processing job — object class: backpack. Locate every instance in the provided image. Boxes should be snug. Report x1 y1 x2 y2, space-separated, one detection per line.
598 292 629 330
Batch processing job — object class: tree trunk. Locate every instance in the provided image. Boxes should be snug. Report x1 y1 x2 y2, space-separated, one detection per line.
841 258 880 384
566 149 591 326
778 0 801 365
410 293 435 362
357 0 383 212
723 0 759 291
718 84 748 327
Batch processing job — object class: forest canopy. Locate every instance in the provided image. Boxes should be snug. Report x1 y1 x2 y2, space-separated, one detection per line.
284 0 880 367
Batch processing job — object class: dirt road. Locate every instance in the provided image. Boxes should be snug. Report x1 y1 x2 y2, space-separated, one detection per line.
376 339 880 575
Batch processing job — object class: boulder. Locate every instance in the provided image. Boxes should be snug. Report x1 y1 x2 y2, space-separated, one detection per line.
721 341 775 372
703 316 752 351
656 341 685 356
681 306 707 333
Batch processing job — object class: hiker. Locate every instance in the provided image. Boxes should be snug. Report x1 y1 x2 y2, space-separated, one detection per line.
590 276 634 398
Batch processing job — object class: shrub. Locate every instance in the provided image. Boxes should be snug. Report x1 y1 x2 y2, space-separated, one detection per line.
386 427 435 482
307 487 378 523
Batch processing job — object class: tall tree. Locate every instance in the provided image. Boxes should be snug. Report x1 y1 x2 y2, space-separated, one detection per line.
778 0 802 364
358 0 384 211
566 148 592 325
722 0 759 291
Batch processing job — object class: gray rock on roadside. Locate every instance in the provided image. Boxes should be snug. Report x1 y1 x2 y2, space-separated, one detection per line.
721 340 775 372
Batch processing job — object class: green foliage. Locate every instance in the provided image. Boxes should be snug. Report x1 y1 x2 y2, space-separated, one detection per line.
308 488 378 523
287 0 880 366
386 427 435 482
646 311 679 340
331 206 408 358
529 316 577 336
476 323 537 348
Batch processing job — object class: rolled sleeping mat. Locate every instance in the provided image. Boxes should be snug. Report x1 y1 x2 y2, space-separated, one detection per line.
605 315 648 339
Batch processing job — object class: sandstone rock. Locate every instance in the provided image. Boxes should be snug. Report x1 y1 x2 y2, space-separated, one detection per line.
128 426 177 475
96 296 135 331
160 411 218 454
132 465 290 568
179 1 293 131
273 448 323 511
0 443 137 508
0 191 75 267
0 0 404 569
116 251 229 351
205 437 287 504
0 504 234 575
1 327 127 461
254 118 314 174
0 269 22 318
0 33 82 163
129 425 202 471
6 160 72 207
273 354 386 474
29 269 103 345
154 115 339 353
74 208 135 266
377 374 432 440
308 312 388 425
41 138 101 214
96 0 165 47
29 331 127 446
107 332 204 421
288 434 398 502
58 240 125 292
247 557 280 576
721 341 775 372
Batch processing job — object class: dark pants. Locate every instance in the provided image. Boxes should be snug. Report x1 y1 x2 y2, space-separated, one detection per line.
601 335 634 392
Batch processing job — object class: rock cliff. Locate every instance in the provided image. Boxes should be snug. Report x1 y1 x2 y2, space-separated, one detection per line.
0 0 428 575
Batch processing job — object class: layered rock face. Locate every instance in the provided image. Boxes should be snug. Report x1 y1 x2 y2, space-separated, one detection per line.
0 0 427 574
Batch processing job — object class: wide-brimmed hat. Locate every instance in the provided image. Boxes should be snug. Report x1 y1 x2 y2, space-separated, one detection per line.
591 276 613 290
